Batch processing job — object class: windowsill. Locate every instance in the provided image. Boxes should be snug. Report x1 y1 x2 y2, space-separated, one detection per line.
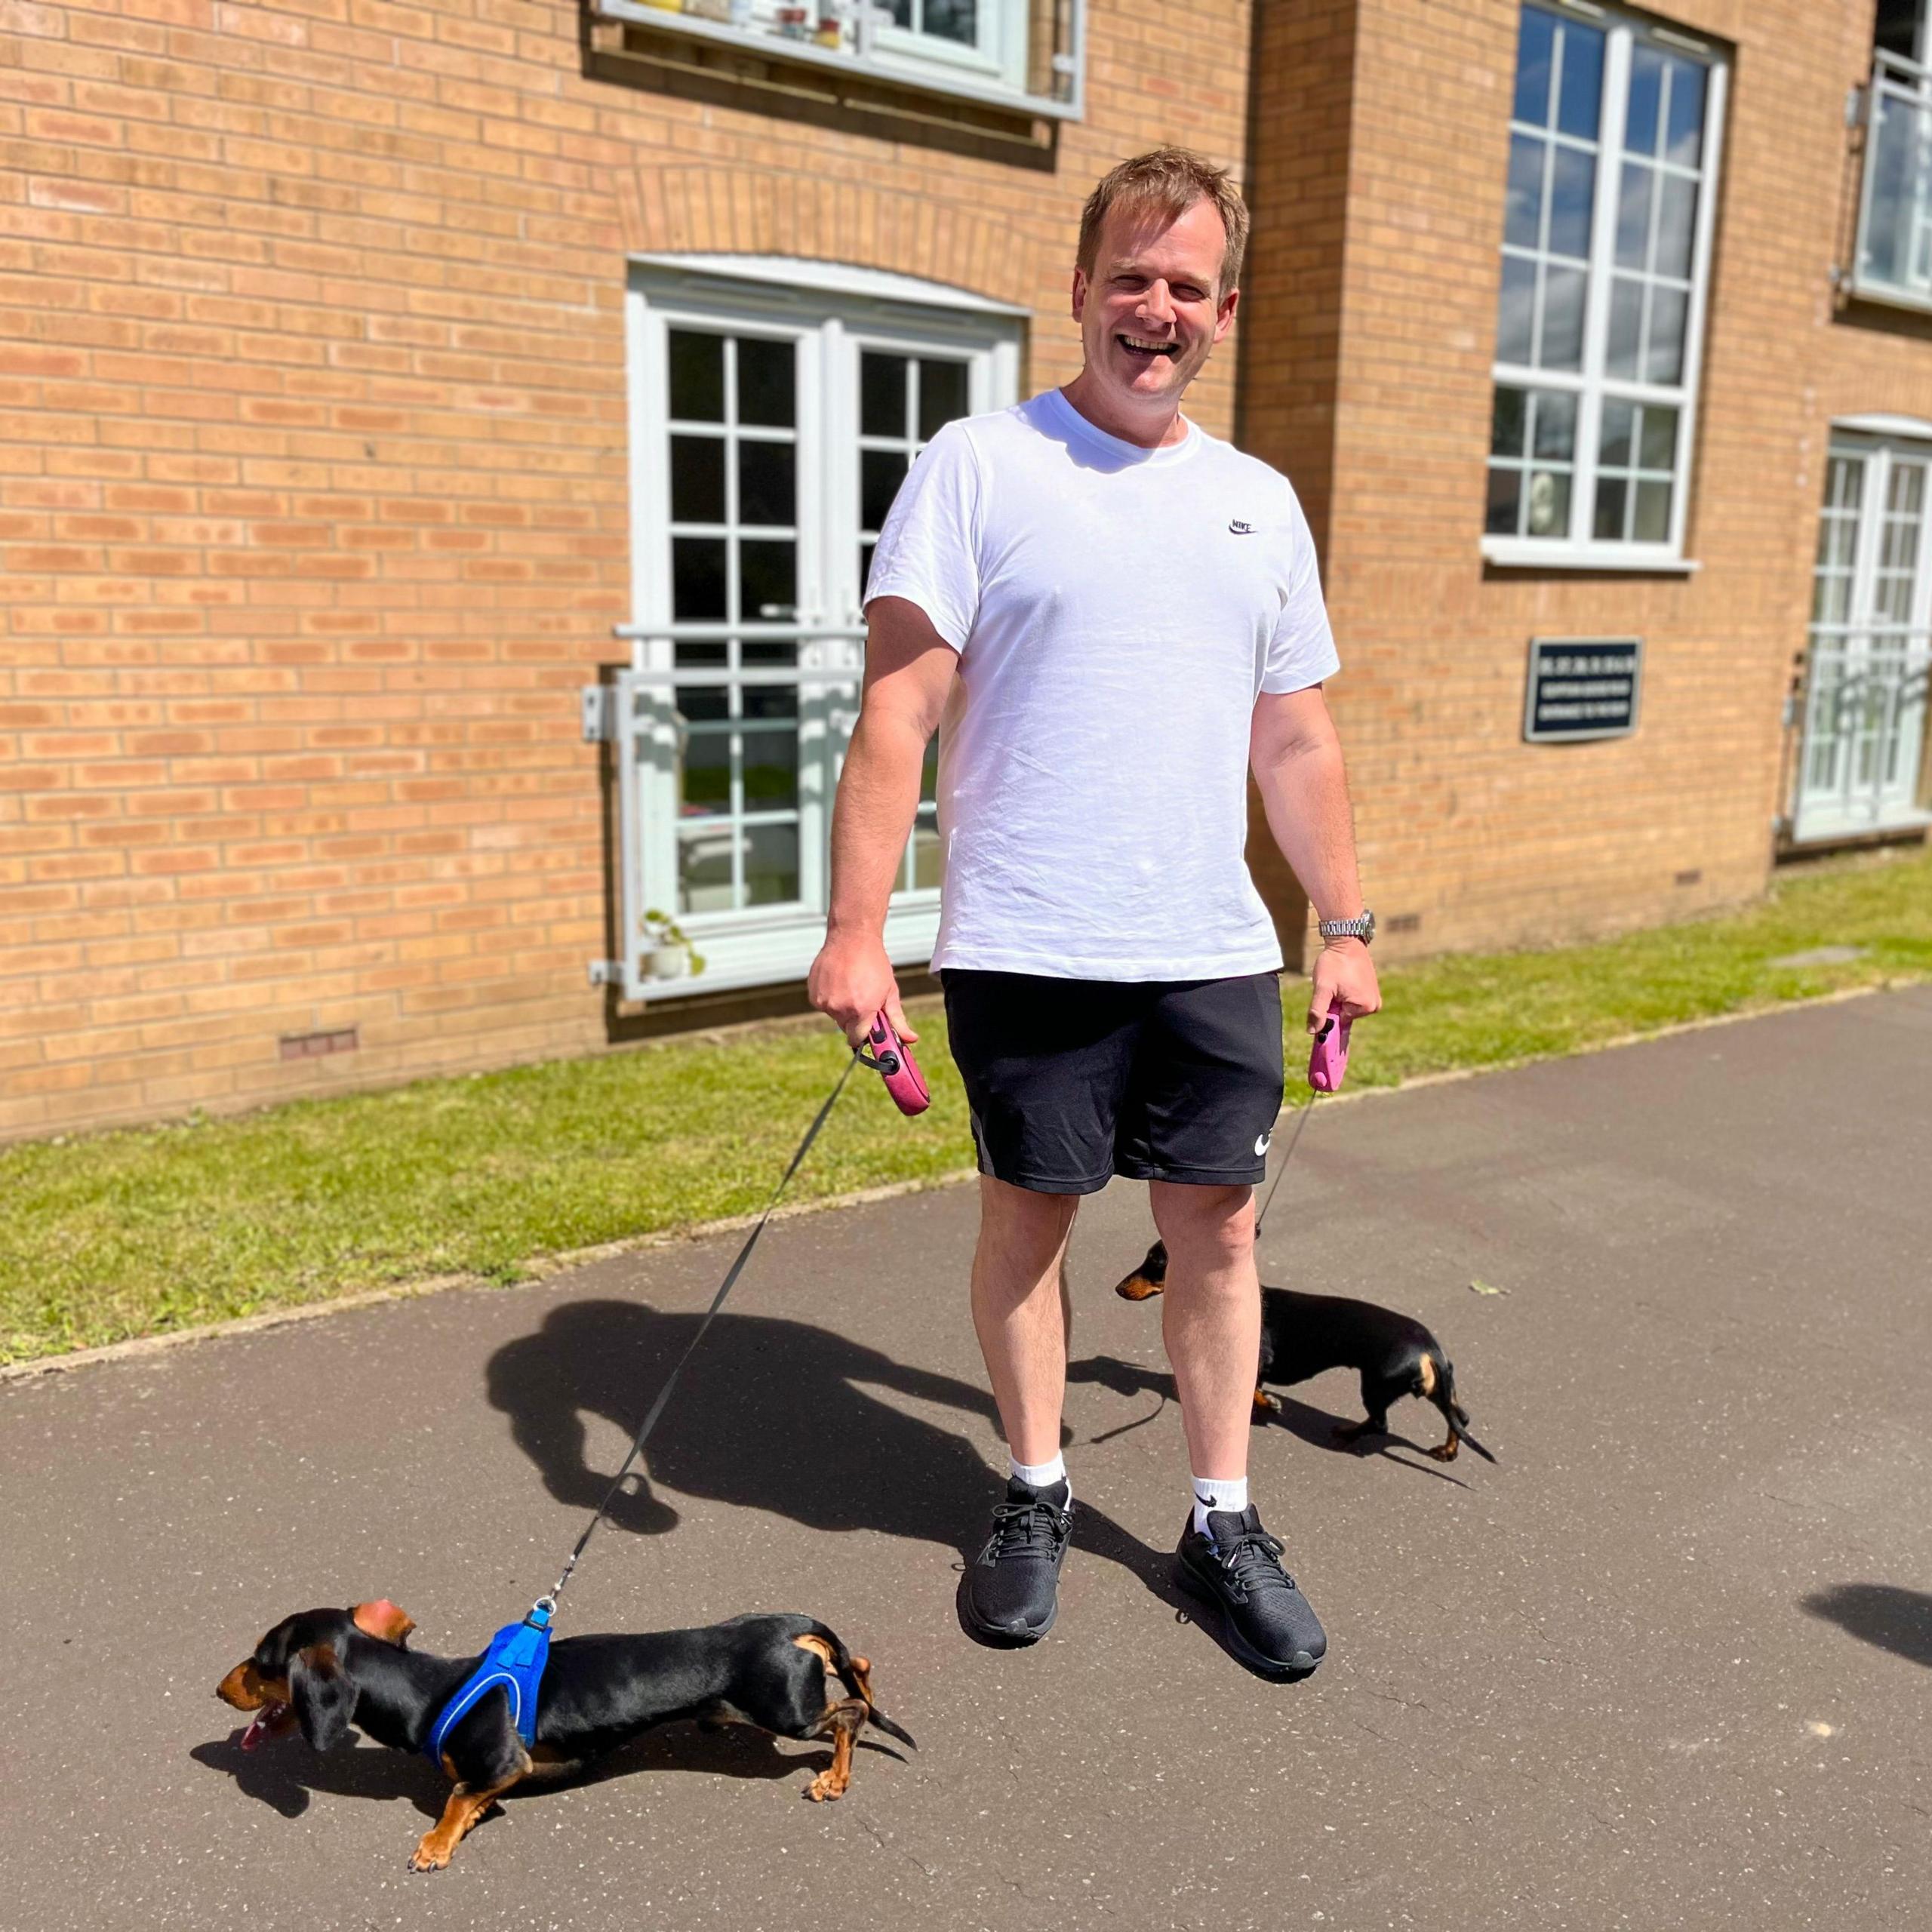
1482 538 1702 574
589 0 1083 122
1844 274 1932 319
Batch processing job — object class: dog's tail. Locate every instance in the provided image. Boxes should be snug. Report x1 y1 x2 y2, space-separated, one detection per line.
825 1633 918 1751
1113 1238 1169 1302
1429 1357 1498 1464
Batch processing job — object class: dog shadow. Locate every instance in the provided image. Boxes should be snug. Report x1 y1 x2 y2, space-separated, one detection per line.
1066 1353 1470 1489
1799 1583 1932 1669
195 1721 905 1825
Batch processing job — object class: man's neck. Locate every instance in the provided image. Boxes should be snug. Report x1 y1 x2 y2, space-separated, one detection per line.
1058 373 1189 450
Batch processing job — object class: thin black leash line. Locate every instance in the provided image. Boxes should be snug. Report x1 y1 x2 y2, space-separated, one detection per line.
1253 1088 1319 1244
540 1049 862 1613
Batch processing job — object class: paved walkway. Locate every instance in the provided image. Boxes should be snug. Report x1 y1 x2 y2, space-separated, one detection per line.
4 989 1929 1930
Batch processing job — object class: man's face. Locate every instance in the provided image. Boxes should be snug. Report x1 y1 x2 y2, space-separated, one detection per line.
1071 197 1239 417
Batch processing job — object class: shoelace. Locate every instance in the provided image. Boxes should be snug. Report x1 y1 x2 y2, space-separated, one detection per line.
986 1498 1068 1561
1215 1526 1294 1601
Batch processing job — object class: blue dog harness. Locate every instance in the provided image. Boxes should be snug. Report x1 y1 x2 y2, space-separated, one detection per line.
424 1600 552 1762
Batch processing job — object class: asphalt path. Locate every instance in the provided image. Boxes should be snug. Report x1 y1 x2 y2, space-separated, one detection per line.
3 989 1928 1930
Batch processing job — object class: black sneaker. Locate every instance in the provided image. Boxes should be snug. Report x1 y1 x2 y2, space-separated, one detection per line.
962 1476 1072 1643
1174 1504 1326 1677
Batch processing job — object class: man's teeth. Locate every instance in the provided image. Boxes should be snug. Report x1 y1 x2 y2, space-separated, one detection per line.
1120 337 1177 355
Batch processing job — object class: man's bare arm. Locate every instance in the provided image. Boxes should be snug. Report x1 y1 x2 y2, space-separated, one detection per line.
1251 685 1383 1033
807 595 959 1044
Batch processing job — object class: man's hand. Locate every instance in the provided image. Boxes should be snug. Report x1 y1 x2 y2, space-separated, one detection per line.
808 929 918 1051
1306 936 1380 1035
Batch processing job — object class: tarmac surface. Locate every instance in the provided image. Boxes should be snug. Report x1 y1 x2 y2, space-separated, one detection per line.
3 987 1929 1930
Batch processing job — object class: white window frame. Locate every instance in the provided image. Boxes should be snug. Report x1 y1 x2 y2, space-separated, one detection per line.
1483 1 1728 572
615 257 1022 1001
871 0 1028 94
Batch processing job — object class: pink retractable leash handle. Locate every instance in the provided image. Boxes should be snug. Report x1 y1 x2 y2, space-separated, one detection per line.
1306 1009 1354 1093
858 1011 930 1116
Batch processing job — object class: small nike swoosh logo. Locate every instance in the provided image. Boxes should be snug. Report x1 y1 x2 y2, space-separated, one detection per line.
1229 520 1256 535
1254 1131 1272 1155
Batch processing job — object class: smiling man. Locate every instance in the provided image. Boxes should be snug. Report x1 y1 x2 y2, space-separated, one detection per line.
809 149 1380 1675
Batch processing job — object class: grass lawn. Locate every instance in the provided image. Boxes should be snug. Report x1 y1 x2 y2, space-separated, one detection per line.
3 846 1927 1367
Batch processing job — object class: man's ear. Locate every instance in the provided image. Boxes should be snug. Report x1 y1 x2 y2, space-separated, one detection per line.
290 1644 358 1752
352 1599 416 1647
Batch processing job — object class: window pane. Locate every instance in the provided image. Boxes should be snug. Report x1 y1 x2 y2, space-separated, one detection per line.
862 448 906 532
1491 384 1528 457
738 537 795 620
1633 478 1672 541
1514 6 1555 125
740 729 798 810
1549 147 1595 259
1555 20 1604 140
1487 465 1522 535
921 0 978 45
1665 57 1707 167
1617 162 1654 269
1640 404 1678 470
737 439 795 528
1532 388 1577 460
743 683 798 722
918 358 969 440
743 822 800 906
1497 256 1537 365
862 352 906 438
1506 135 1546 250
1626 45 1663 157
669 330 724 422
1600 397 1635 467
678 829 734 914
1540 264 1586 369
672 536 728 619
1645 285 1687 384
1526 467 1571 537
679 726 730 817
737 337 795 428
1593 475 1628 540
1607 277 1644 377
1812 571 1851 625
670 434 725 525
1657 176 1698 278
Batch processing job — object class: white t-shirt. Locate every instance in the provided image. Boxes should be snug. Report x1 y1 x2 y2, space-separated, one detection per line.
864 387 1340 980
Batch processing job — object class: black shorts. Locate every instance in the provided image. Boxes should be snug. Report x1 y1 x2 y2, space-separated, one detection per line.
942 970 1286 1195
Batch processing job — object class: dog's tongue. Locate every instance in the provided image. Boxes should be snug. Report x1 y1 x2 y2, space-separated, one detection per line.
240 1703 285 1752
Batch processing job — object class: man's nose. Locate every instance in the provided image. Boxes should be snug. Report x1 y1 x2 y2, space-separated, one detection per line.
1135 282 1176 328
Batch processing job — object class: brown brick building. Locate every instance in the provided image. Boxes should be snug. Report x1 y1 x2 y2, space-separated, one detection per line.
2 0 1927 1140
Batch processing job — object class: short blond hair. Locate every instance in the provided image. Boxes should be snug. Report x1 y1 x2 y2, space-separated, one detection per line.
1076 148 1250 299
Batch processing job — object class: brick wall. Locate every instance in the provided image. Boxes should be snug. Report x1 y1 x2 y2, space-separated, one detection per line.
0 0 1254 1139
1244 0 1930 961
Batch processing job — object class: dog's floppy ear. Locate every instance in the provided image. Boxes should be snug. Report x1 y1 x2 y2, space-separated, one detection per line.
290 1644 358 1752
352 1598 416 1647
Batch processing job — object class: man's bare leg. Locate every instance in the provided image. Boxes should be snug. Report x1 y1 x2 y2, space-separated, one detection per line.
1149 1180 1260 1485
969 1175 1078 1466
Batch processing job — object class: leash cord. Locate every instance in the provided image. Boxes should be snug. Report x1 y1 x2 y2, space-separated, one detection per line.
542 1049 862 1611
1253 1092 1318 1244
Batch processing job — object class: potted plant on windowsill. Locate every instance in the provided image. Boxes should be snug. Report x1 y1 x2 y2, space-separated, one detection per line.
642 908 706 981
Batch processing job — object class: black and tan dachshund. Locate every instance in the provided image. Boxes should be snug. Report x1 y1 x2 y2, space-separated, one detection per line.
1114 1241 1497 1464
217 1600 915 1871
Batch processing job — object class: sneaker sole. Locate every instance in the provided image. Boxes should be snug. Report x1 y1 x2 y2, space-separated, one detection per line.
1173 1558 1323 1678
961 1592 1059 1645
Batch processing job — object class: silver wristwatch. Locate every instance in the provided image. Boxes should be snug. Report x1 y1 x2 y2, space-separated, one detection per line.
1318 908 1375 946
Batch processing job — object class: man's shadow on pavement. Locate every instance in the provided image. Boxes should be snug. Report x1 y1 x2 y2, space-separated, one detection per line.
1067 1352 1470 1488
484 1299 1182 1603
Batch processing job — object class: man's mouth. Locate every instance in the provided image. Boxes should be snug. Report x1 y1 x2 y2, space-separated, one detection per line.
241 1701 294 1751
1117 334 1179 361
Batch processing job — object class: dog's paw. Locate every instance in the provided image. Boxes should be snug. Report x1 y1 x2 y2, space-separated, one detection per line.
408 1838 453 1873
804 1770 848 1802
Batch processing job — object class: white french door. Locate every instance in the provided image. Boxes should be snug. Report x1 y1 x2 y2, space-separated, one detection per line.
609 263 1020 999
1796 437 1932 844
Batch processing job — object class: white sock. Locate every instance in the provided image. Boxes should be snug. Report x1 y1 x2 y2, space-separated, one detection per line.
1192 1474 1247 1537
1011 1452 1068 1499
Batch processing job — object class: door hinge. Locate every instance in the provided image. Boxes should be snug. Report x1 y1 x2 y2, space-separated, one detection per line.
587 960 623 986
581 684 615 743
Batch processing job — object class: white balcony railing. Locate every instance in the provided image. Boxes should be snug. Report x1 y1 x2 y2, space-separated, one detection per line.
592 0 1085 120
1854 49 1932 308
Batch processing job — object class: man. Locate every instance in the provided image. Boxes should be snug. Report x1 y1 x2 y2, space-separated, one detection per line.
808 149 1380 1676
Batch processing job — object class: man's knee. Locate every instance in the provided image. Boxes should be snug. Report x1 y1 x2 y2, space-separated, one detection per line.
1149 1183 1255 1270
977 1174 1079 1265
